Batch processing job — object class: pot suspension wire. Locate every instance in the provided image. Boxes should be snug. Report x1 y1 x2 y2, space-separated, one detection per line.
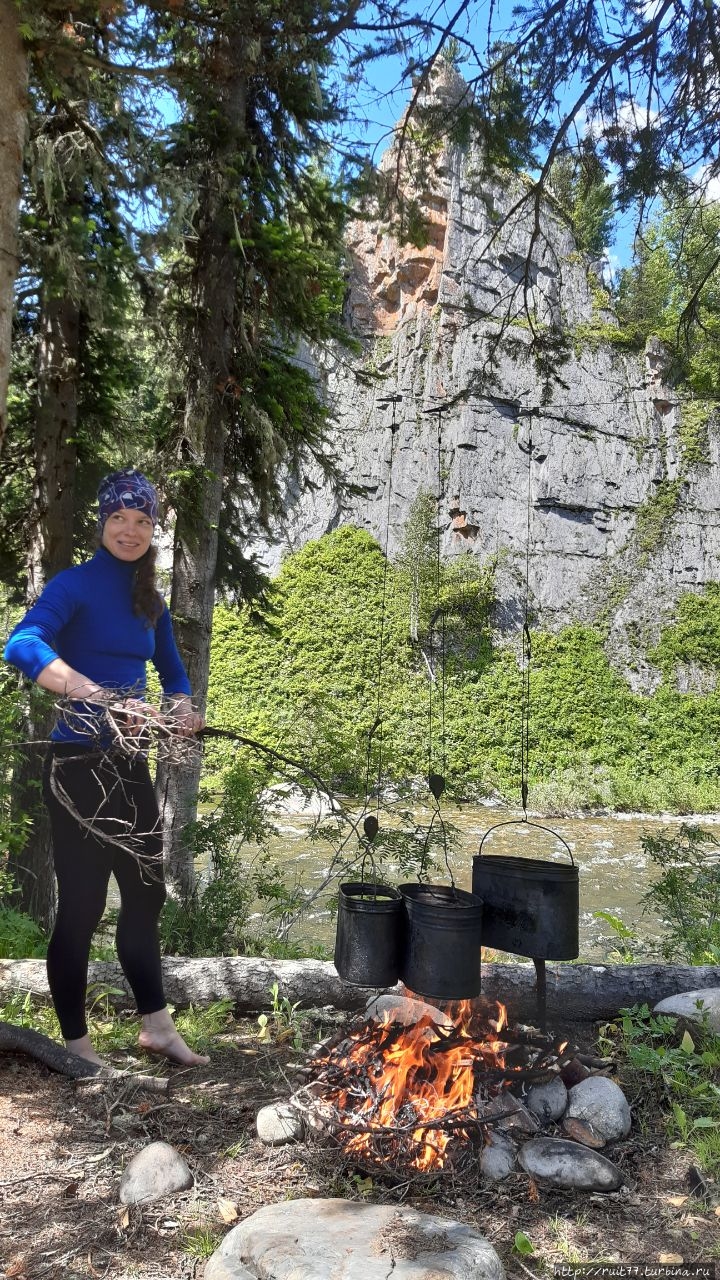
474 413 581 1029
433 405 448 785
423 400 449 791
418 398 454 891
521 412 544 1024
361 392 402 859
520 414 533 819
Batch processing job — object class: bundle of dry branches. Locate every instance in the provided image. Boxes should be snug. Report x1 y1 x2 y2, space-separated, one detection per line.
54 689 204 767
13 690 373 892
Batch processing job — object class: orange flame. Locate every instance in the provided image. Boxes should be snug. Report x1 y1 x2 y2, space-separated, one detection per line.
317 998 511 1171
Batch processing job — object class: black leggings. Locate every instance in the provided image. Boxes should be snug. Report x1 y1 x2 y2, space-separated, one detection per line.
43 746 167 1040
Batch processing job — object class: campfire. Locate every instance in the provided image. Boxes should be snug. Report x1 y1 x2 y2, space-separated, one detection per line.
292 994 581 1174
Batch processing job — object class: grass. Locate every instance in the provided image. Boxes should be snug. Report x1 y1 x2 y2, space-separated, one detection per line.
599 1003 720 1177
0 989 236 1058
692 1127 720 1176
182 1226 223 1259
224 1137 251 1158
546 1212 594 1265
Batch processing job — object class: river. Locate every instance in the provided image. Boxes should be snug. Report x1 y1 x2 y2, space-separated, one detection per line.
260 803 719 961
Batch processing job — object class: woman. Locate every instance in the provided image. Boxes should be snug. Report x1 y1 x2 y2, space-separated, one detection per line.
4 468 208 1067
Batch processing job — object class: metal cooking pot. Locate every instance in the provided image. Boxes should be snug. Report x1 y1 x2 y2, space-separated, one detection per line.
398 883 484 1000
334 882 403 987
472 820 579 961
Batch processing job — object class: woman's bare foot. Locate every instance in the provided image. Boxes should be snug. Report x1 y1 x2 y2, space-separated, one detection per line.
65 1035 104 1066
139 1008 210 1066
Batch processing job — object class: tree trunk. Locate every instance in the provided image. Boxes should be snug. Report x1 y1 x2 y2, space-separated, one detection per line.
6 696 56 930
156 412 227 896
0 0 26 456
27 293 79 600
8 292 80 929
2 957 718 1023
156 27 246 897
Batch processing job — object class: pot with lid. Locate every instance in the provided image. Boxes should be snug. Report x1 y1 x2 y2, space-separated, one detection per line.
472 820 579 961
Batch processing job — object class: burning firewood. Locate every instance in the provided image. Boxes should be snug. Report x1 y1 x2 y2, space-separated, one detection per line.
290 996 615 1176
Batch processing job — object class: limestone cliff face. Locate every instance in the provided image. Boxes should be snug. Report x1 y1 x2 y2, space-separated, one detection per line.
260 68 720 689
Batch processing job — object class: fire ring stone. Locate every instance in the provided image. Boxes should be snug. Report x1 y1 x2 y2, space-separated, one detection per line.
204 1198 506 1279
519 1137 623 1191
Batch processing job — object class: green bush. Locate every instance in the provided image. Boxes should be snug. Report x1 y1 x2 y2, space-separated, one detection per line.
640 824 720 964
159 758 303 956
0 902 47 959
0 863 47 960
650 584 720 677
209 525 501 798
0 608 45 958
601 1004 720 1176
0 662 34 863
204 530 720 813
208 527 417 792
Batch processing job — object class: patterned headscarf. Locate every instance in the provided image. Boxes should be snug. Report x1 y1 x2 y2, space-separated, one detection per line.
97 468 159 529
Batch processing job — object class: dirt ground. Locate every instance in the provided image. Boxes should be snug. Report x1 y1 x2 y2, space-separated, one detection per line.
0 1011 718 1280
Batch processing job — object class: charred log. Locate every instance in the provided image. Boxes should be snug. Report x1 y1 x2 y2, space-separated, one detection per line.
0 1020 168 1090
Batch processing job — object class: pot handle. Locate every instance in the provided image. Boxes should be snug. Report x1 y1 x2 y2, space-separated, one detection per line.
477 818 575 866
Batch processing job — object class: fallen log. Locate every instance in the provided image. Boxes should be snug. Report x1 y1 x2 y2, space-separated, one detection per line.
1 957 719 1022
0 1020 169 1090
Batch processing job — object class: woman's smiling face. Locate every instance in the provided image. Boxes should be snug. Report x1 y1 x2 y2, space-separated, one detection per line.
101 506 154 561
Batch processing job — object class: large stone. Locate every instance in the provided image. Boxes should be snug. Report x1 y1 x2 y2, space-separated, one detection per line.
205 1198 506 1280
519 1138 623 1191
261 783 334 818
255 1102 304 1146
566 1077 631 1142
654 988 720 1033
479 1092 539 1135
562 1116 606 1149
525 1077 568 1123
479 1132 517 1181
118 1141 193 1205
365 992 453 1029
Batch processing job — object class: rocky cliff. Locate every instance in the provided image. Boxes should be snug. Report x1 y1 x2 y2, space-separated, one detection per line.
258 66 720 691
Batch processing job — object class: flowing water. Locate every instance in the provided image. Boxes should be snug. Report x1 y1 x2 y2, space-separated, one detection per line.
263 803 720 961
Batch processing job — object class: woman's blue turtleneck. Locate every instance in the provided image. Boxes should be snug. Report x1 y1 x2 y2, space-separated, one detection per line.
4 546 191 742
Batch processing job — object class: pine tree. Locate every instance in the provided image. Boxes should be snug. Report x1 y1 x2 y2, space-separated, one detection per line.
0 0 28 455
148 1 354 892
617 197 720 397
3 4 158 924
548 145 614 259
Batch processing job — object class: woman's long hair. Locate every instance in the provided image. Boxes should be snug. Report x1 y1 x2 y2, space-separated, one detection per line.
133 544 164 626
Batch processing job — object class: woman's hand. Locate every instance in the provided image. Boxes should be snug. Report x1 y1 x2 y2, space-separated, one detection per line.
165 695 204 737
116 697 162 737
176 708 205 736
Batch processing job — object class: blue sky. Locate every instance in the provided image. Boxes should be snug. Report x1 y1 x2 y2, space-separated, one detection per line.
329 0 640 273
131 1 646 272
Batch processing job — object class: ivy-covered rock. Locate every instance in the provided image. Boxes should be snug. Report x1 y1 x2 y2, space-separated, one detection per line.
207 528 720 811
